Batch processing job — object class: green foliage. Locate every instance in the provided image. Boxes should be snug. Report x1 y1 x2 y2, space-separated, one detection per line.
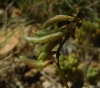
57 53 84 82
57 53 100 84
74 20 100 47
86 63 100 84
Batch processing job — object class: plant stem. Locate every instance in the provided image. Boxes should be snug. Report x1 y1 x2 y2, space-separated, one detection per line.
55 33 71 88
55 62 69 88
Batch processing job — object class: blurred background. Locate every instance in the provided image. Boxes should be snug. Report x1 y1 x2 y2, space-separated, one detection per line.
0 0 100 88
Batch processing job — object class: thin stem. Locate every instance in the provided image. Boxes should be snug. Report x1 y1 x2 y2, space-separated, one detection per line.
55 35 71 88
56 33 71 62
55 62 69 88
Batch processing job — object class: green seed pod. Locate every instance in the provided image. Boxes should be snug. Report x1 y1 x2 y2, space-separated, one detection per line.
38 42 58 61
25 32 63 44
38 51 55 61
19 55 55 70
36 25 67 36
19 55 44 69
42 15 74 29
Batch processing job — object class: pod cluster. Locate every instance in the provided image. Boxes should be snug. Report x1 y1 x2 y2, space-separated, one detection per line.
25 15 76 62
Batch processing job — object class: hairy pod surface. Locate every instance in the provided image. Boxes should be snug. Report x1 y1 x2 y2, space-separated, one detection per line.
36 25 67 36
19 55 44 69
38 42 58 61
25 32 63 44
19 55 38 68
42 15 74 29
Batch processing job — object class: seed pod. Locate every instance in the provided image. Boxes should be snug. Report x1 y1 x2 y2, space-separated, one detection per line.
36 25 67 36
19 55 54 70
42 15 74 29
38 42 58 61
25 32 63 44
19 55 44 69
